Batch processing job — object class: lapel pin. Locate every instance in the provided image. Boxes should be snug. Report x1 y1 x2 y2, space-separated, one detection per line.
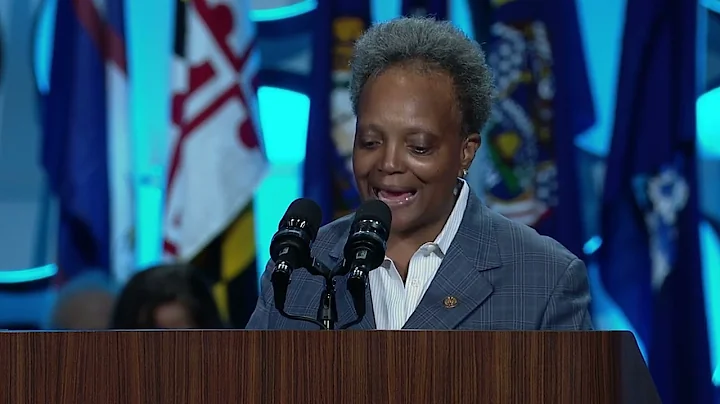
443 296 458 309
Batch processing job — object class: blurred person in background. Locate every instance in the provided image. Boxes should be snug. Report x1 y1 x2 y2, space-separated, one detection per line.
111 264 224 329
49 271 118 330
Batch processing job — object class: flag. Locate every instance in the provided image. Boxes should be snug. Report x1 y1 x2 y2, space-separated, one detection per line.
473 0 595 258
401 0 447 19
599 0 714 402
42 0 129 284
303 0 366 223
164 0 267 327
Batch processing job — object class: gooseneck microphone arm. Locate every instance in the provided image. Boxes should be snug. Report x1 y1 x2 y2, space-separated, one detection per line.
339 267 369 330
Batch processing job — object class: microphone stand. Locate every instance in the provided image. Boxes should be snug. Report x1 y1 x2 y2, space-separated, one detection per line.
272 258 377 330
271 258 345 330
307 258 341 330
299 258 373 330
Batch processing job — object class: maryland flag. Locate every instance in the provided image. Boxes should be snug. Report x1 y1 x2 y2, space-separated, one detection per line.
163 0 267 327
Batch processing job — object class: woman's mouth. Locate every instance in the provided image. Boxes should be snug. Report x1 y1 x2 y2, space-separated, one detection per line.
372 187 418 206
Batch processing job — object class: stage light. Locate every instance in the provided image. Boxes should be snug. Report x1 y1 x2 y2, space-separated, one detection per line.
697 87 720 158
250 0 316 22
0 264 57 284
254 86 310 280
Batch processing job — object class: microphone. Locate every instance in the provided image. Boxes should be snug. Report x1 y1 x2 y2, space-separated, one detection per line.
343 200 392 275
270 198 322 313
340 200 391 329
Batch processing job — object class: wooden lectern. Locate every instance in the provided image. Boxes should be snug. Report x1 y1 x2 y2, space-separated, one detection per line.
0 330 659 403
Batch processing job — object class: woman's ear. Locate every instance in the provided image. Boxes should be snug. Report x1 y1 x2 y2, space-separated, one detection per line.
460 133 481 170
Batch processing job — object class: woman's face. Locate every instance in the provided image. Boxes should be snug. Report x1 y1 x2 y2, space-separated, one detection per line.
352 65 479 235
153 301 196 329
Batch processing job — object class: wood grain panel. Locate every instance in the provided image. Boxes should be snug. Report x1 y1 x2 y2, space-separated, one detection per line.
0 330 659 404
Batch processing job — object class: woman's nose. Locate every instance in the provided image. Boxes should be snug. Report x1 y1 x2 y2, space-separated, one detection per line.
377 143 405 174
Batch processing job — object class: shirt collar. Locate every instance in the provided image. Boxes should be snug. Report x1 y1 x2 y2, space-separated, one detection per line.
433 178 469 256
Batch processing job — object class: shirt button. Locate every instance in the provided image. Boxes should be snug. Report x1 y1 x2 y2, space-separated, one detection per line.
410 279 420 287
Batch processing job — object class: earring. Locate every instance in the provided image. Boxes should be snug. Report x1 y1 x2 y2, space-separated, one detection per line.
460 168 468 178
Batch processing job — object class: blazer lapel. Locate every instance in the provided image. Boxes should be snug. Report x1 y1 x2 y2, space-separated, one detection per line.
402 194 502 330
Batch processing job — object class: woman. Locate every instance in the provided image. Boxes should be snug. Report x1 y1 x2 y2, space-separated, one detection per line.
111 264 224 329
247 16 592 330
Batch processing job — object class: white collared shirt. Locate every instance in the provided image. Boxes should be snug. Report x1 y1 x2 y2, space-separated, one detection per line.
369 179 469 330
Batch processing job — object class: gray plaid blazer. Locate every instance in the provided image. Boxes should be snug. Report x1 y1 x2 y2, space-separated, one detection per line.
246 190 593 330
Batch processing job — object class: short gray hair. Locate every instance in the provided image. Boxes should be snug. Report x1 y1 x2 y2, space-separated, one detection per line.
349 16 494 135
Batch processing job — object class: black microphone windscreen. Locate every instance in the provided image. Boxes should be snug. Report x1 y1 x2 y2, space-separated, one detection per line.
281 198 323 239
355 200 392 231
